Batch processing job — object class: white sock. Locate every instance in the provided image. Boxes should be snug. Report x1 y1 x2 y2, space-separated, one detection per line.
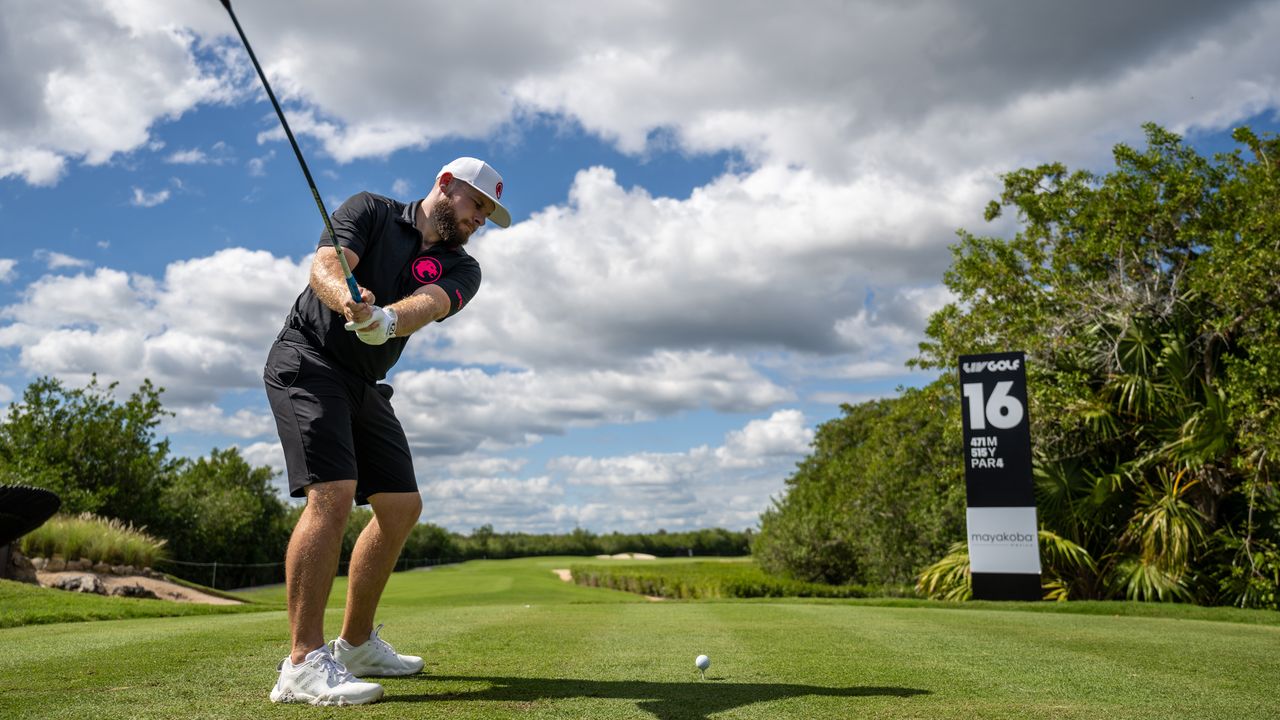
298 645 329 666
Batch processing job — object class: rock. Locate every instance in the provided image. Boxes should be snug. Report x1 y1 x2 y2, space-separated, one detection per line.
30 556 47 571
110 565 138 576
93 562 112 575
67 558 91 572
45 557 66 572
51 573 105 595
6 547 38 584
110 584 159 600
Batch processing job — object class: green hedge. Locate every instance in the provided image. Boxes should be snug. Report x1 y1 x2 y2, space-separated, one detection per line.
568 560 874 599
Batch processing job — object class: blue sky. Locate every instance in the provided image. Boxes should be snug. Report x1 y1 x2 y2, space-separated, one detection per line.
2 0 1278 533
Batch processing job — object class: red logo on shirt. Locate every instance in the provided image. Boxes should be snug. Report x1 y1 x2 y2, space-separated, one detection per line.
412 257 443 284
494 181 503 199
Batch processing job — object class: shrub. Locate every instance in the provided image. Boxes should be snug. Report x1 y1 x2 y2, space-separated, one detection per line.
20 513 167 568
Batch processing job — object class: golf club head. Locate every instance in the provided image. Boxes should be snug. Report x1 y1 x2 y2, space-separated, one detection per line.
0 485 61 547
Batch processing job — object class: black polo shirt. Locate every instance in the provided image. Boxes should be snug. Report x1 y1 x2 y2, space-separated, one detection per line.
280 192 481 383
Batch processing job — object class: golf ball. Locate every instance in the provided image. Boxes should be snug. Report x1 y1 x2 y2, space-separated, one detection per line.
695 654 710 671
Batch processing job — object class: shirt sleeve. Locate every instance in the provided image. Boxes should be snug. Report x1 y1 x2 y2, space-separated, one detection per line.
319 192 379 258
432 257 482 322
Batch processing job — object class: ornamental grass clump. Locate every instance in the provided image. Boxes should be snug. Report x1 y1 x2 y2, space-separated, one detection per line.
20 512 167 568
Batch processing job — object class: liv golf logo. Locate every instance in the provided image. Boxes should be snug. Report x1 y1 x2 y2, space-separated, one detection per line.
959 351 1042 599
962 357 1022 373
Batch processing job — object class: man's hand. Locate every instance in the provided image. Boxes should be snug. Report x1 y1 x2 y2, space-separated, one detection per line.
349 306 398 345
341 287 377 329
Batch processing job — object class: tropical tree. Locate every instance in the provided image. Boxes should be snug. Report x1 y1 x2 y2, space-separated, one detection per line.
915 124 1280 607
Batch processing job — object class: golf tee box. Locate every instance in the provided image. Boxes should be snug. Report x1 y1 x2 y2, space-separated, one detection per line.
958 351 1042 601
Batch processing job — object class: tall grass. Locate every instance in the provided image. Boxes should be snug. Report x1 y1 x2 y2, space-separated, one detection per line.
20 513 167 568
569 560 875 599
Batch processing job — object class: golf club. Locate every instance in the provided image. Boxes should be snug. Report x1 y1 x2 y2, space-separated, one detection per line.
218 0 362 305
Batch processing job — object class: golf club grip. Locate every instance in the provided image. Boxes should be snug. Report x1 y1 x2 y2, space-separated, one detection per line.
220 0 363 305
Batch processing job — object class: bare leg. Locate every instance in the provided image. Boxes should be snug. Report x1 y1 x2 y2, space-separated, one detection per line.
286 480 356 664
339 491 423 646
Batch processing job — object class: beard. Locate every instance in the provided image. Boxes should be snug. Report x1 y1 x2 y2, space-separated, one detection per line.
430 195 470 246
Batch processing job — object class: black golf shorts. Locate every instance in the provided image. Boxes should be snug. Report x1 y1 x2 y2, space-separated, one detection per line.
263 331 417 505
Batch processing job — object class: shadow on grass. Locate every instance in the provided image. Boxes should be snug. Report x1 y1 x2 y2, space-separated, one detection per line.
388 675 929 719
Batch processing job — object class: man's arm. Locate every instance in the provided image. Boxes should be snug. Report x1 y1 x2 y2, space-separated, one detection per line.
310 247 374 325
384 285 452 337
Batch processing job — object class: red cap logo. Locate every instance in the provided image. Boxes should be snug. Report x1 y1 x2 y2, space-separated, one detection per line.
412 257 443 284
494 181 503 199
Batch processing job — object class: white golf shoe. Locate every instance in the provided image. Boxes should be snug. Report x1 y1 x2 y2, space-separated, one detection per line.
331 623 425 677
269 645 384 706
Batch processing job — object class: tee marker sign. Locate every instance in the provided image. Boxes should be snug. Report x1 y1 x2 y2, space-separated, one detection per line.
959 351 1042 600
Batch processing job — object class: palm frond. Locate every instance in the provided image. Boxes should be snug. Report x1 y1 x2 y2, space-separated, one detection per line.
1038 528 1096 601
1125 467 1206 573
915 541 971 601
1109 554 1193 602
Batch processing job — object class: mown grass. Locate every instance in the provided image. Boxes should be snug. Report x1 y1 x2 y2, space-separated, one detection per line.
570 558 876 599
2 556 1277 719
20 512 167 567
0 579 280 628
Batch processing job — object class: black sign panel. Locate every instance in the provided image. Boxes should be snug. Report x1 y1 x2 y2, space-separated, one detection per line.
971 572 1042 601
959 351 1034 507
960 350 1041 600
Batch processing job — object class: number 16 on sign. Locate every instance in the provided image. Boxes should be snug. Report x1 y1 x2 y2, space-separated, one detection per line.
962 380 1024 431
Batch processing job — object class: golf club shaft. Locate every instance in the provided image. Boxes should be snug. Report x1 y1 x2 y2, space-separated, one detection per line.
219 0 362 305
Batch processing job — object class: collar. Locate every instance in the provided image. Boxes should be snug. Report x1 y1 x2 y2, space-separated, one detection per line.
399 199 420 227
402 198 433 249
403 198 466 253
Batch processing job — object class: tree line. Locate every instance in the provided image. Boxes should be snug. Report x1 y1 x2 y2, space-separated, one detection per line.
755 125 1279 609
0 379 748 589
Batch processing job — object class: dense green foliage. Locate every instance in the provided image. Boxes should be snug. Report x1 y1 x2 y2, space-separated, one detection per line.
912 125 1280 607
753 383 965 586
570 559 874 599
0 377 172 522
756 126 1279 608
154 447 293 587
20 513 168 568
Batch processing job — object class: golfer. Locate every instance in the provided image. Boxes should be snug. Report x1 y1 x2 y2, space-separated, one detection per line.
263 157 510 705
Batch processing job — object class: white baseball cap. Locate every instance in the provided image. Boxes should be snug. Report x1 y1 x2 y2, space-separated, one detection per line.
436 156 511 228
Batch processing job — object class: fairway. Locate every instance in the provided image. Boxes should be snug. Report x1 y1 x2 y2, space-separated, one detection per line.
2 557 1277 719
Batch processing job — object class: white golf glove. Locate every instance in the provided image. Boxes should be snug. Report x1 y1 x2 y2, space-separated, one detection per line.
353 306 398 346
343 312 377 331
